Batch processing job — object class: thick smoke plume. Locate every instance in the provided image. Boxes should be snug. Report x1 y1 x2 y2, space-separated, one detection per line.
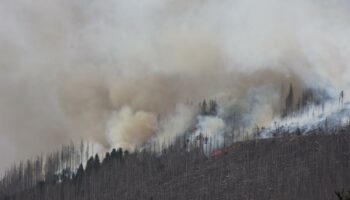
1 0 350 172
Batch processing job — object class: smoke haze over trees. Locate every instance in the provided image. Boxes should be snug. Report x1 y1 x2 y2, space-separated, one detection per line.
1 0 350 176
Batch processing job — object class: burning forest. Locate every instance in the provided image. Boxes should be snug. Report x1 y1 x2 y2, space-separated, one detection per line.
1 0 350 199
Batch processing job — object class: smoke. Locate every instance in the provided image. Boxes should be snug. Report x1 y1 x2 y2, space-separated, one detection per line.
1 0 350 172
155 104 197 146
261 102 350 137
195 115 226 146
106 106 158 151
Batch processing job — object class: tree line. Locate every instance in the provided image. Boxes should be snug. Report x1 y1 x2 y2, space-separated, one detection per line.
1 132 350 200
0 140 96 197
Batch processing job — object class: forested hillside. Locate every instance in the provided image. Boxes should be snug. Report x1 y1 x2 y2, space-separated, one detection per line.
1 132 350 200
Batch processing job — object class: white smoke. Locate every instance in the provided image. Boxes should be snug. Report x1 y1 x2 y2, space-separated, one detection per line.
194 115 226 150
1 0 350 172
262 101 350 137
106 106 158 151
155 104 197 146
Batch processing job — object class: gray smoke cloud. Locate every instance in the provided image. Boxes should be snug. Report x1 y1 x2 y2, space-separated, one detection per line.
1 0 350 172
